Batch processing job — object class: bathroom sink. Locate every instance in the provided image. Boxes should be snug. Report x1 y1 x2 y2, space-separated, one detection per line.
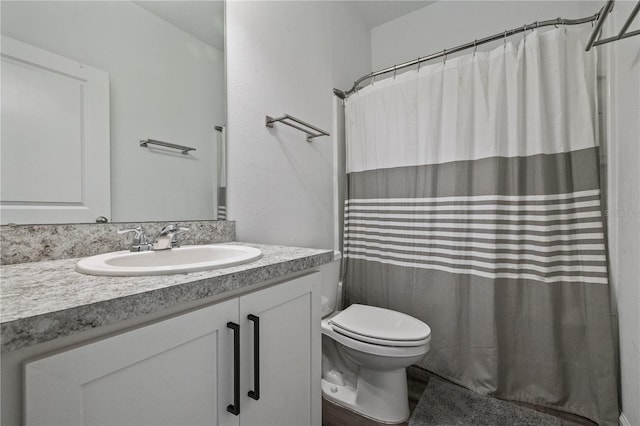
75 245 263 276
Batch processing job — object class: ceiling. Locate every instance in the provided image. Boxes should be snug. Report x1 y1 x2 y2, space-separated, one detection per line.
134 1 225 51
351 1 436 29
134 1 435 52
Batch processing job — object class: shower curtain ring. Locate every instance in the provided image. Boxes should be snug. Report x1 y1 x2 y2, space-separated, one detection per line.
504 30 508 48
370 72 375 86
473 39 478 57
443 49 447 64
417 57 421 72
393 65 397 79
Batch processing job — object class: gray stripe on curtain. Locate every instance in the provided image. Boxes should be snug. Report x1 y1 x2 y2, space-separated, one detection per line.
347 147 600 198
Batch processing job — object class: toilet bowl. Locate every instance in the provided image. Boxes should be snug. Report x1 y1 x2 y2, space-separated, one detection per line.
317 254 431 424
321 305 431 423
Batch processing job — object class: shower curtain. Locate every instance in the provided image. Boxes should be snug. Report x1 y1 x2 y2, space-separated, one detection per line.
343 27 618 425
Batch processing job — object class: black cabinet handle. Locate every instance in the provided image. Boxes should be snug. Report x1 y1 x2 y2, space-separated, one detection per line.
226 322 240 416
247 314 260 400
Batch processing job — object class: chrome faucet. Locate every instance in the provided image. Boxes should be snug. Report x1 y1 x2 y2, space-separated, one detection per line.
118 224 189 252
117 227 152 252
151 224 190 250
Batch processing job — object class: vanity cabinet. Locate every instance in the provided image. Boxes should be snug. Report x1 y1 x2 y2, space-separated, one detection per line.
24 273 321 426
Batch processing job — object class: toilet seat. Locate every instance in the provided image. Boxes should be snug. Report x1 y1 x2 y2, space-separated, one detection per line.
322 317 429 358
332 326 430 347
329 304 431 347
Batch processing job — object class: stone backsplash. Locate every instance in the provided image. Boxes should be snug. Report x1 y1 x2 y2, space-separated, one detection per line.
0 221 235 265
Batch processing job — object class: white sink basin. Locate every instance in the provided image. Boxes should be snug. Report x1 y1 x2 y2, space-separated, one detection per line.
75 245 263 276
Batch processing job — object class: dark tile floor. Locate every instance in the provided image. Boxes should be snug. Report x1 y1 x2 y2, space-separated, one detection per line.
322 366 597 426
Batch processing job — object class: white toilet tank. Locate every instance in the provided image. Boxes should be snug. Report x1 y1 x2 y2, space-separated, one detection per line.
317 251 342 317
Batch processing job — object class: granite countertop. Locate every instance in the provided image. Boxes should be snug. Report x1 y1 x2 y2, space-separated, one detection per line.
0 242 335 352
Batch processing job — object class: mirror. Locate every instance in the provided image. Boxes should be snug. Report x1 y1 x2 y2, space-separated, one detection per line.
0 0 226 224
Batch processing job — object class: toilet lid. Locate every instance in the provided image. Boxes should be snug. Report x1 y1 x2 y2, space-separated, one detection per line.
329 304 431 346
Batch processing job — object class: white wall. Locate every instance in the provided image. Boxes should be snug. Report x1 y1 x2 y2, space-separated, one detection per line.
600 2 640 425
1 1 224 222
371 1 584 69
226 1 370 249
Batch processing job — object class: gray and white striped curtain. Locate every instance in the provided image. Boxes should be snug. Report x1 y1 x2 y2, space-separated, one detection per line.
217 126 227 220
343 27 618 425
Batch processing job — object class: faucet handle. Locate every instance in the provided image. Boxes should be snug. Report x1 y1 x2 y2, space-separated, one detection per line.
117 227 142 239
117 227 151 251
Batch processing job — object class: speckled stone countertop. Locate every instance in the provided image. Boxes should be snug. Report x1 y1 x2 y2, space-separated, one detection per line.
0 242 335 352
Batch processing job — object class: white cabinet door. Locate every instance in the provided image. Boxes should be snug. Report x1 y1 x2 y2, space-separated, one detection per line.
25 299 240 426
239 273 321 426
0 36 110 224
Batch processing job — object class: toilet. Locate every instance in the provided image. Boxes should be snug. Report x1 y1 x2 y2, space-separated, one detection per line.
318 253 431 424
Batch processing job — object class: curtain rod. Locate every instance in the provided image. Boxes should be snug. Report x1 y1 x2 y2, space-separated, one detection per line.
333 13 600 100
586 0 640 51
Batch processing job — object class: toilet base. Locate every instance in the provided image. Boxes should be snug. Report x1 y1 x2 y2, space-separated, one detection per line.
321 367 410 424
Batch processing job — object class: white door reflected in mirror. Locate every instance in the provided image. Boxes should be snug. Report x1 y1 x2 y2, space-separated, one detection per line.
0 1 226 224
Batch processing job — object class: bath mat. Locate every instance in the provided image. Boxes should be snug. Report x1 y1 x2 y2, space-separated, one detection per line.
408 377 562 426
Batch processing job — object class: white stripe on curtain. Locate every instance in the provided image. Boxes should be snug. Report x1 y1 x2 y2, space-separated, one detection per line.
346 189 601 204
345 241 606 262
345 253 608 284
344 234 604 251
345 27 598 173
347 201 601 212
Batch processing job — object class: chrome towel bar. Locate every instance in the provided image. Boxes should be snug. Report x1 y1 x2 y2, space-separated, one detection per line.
139 139 196 155
265 114 330 142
